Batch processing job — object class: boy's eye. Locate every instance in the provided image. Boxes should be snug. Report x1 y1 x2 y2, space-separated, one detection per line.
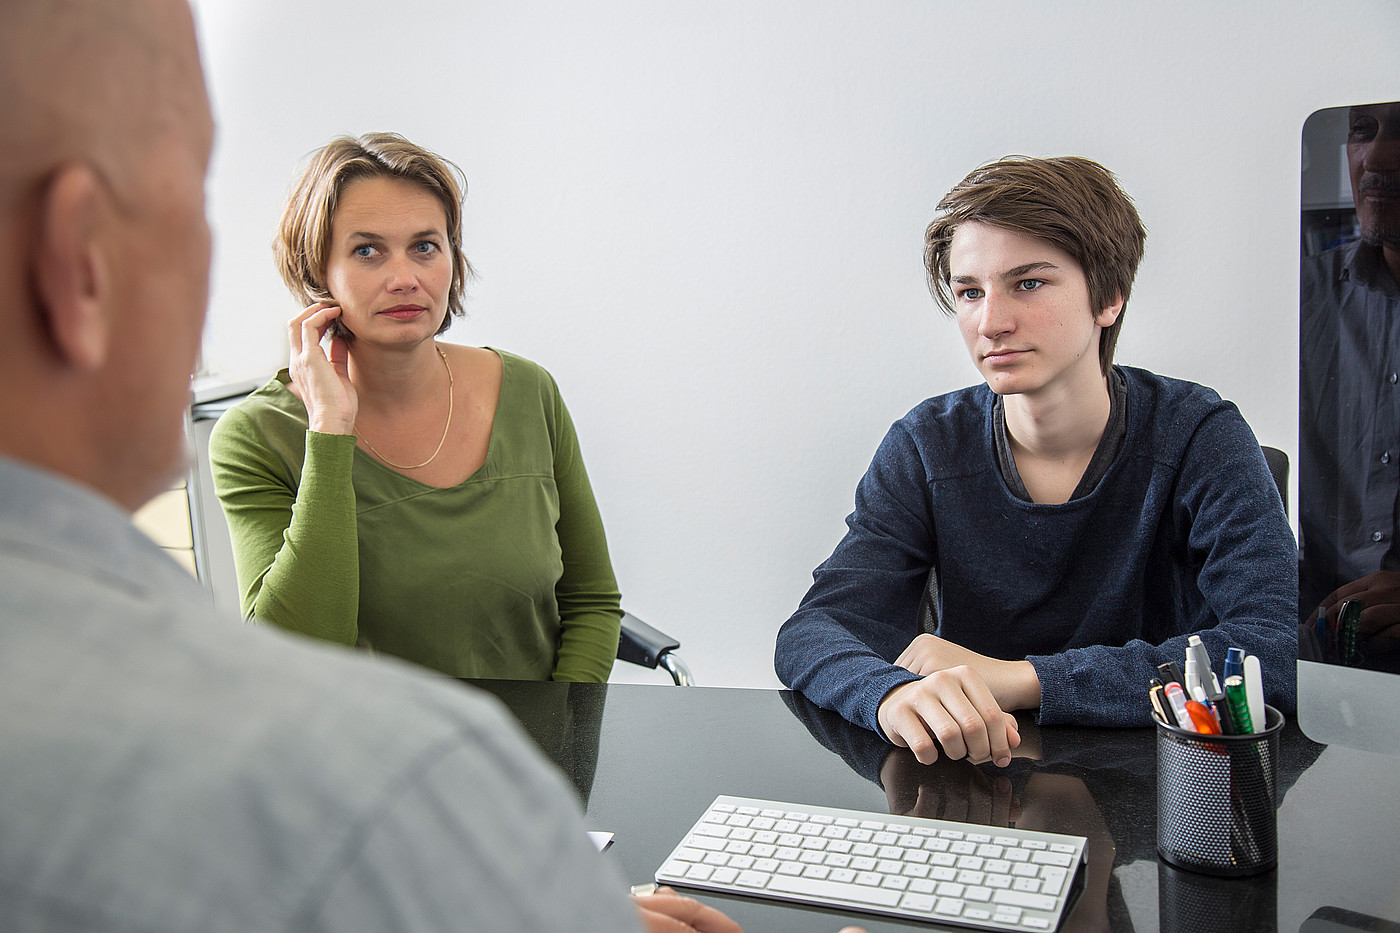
1017 279 1045 292
958 287 984 301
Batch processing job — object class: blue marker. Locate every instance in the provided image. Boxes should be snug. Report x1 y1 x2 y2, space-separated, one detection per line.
1224 647 1246 682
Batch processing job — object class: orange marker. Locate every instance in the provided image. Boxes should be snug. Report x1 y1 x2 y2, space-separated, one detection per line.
1185 700 1221 735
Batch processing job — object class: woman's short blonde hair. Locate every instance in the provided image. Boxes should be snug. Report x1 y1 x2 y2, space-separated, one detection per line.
274 132 473 337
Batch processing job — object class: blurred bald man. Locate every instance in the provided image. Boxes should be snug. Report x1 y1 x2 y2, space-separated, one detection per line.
0 3 716 930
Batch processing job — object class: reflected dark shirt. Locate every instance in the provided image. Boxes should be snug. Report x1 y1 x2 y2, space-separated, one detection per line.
1299 240 1400 612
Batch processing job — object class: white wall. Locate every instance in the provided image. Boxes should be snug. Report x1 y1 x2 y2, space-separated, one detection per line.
190 0 1400 688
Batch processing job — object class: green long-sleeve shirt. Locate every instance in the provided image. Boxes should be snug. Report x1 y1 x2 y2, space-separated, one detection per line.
208 349 621 682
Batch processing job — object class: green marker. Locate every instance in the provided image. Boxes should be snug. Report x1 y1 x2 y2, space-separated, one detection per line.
1224 674 1253 735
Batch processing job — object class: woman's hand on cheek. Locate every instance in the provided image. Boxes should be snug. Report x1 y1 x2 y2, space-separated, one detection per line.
287 302 358 435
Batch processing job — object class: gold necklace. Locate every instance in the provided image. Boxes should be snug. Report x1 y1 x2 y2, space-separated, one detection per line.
356 346 454 470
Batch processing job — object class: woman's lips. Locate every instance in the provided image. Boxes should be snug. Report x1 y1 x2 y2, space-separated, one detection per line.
379 305 428 320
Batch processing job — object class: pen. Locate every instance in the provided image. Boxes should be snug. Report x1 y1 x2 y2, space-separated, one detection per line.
1164 682 1193 730
1185 635 1217 702
1185 699 1220 735
1338 599 1363 666
1149 681 1172 725
1157 661 1186 690
1224 674 1253 735
1207 683 1237 735
1224 647 1246 682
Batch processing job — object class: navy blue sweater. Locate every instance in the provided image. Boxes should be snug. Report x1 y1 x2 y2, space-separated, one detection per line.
775 367 1297 732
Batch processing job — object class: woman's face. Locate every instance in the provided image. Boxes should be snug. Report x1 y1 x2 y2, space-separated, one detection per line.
323 175 453 345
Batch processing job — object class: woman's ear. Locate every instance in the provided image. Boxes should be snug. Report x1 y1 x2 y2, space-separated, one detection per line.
33 162 111 370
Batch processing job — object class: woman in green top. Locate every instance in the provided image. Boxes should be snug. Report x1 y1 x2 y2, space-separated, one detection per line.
209 133 621 682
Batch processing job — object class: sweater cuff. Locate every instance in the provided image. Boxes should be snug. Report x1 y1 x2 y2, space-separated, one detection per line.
304 431 357 484
1026 655 1069 725
857 667 923 739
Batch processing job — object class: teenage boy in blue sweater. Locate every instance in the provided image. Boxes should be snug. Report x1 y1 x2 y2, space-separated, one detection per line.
775 156 1296 768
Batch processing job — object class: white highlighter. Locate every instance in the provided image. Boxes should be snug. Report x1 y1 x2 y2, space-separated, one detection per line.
1243 654 1265 733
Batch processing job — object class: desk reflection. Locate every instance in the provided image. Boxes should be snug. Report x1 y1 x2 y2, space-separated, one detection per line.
470 680 1359 933
783 692 1120 932
469 679 606 808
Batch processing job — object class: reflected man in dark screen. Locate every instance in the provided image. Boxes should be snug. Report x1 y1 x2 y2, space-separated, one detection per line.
1300 100 1400 668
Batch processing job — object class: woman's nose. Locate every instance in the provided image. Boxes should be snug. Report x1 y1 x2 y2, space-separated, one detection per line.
384 255 418 292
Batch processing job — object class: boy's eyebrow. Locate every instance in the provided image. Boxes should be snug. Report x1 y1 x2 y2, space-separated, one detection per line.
951 261 1062 284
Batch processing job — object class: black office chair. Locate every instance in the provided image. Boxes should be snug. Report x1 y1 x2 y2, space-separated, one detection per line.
618 612 693 685
1261 445 1289 515
187 392 693 685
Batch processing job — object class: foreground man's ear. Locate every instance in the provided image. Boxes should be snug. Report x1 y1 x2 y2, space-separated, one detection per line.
34 161 112 371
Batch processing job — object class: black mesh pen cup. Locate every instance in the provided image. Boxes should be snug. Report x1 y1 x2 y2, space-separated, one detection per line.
1155 705 1284 877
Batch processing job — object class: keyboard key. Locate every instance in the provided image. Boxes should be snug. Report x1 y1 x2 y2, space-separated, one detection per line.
900 892 936 912
735 870 769 888
1041 866 1070 896
768 874 902 908
992 889 1057 912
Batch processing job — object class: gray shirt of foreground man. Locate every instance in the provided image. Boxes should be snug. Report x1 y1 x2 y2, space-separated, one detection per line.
0 459 640 931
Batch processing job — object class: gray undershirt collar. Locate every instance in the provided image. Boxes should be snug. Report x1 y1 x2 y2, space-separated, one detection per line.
993 366 1127 503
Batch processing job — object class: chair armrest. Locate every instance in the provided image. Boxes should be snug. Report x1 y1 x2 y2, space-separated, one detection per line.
617 611 680 669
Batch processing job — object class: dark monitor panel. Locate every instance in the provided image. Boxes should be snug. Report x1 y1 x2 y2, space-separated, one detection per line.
1297 99 1400 757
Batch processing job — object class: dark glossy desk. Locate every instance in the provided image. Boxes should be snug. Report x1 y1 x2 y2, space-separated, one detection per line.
471 681 1400 933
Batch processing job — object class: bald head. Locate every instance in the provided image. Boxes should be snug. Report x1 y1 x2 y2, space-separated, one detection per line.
0 0 208 202
0 0 213 511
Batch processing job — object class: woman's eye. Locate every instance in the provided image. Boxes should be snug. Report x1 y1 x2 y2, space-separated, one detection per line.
353 244 378 259
413 241 440 255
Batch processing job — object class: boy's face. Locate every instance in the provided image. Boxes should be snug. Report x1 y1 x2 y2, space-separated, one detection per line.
948 222 1120 400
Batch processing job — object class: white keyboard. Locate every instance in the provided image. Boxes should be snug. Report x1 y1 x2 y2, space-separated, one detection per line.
655 795 1087 932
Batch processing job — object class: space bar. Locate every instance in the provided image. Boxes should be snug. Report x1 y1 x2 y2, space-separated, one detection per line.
767 875 903 907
